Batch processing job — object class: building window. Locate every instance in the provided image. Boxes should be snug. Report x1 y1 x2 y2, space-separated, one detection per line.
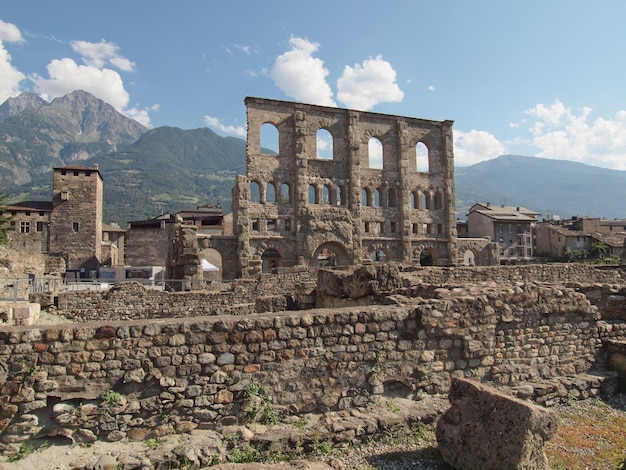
72 222 79 232
61 191 69 201
426 224 432 234
390 221 397 233
20 221 30 233
267 219 276 231
73 171 79 176
437 224 443 234
412 223 419 234
36 222 45 232
284 219 291 232
252 219 259 231
364 222 370 233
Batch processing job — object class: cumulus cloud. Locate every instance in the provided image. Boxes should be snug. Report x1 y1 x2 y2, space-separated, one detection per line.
524 99 626 170
71 40 135 71
270 36 336 107
29 39 153 126
0 19 26 102
453 129 506 166
204 115 246 137
31 58 130 109
336 55 403 110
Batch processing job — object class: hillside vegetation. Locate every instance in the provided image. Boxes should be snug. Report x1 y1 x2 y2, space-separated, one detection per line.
3 91 626 225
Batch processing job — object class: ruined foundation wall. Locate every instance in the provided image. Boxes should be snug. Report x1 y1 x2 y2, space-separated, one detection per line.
407 264 623 285
1 283 624 447
56 269 319 321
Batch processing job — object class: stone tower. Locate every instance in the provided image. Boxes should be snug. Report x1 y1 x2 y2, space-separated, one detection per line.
49 165 103 274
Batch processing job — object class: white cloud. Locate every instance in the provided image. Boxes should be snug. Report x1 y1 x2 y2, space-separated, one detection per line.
428 85 436 92
336 55 403 110
524 99 626 170
204 115 246 137
71 40 135 71
453 129 506 166
235 44 251 54
31 58 130 109
28 38 152 126
270 36 336 107
0 19 24 43
0 20 26 102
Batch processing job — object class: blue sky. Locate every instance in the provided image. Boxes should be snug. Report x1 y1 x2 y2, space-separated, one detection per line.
2 1 626 169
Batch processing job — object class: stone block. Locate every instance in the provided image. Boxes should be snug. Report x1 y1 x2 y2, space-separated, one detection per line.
436 378 558 470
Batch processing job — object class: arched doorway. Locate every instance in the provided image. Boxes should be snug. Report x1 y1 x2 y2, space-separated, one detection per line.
311 242 348 267
261 248 281 273
462 249 476 266
419 250 434 266
200 248 222 281
370 249 387 262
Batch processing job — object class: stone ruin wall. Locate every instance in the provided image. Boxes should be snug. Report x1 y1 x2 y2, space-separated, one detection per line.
0 264 625 448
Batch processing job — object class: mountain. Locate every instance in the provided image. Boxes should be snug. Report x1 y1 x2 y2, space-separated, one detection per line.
0 92 48 120
0 90 147 186
455 155 626 219
88 126 247 224
3 90 626 225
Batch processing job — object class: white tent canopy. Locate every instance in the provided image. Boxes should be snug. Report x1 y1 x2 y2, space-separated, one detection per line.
201 259 219 271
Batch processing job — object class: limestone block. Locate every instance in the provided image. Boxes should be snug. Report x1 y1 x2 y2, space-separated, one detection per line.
436 378 558 470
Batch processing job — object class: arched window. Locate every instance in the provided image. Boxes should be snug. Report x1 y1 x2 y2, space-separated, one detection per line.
411 191 418 209
416 142 429 172
388 188 396 208
422 191 430 210
322 185 331 205
434 190 443 210
336 185 345 206
374 188 382 207
260 123 279 155
280 183 290 204
368 137 383 169
308 184 318 204
266 182 276 203
250 181 261 203
316 129 333 159
361 188 370 206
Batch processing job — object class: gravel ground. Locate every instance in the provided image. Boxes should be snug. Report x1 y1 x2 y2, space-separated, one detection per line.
1 393 624 469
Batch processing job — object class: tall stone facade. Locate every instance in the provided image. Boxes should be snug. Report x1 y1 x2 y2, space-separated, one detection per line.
49 165 103 273
231 97 458 278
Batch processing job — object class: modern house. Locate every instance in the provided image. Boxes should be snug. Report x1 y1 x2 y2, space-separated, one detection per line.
467 203 539 263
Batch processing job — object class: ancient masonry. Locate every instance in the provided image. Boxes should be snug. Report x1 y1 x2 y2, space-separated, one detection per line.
227 97 462 278
49 165 103 273
0 264 624 459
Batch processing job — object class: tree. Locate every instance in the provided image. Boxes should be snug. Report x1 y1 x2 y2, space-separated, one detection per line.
0 192 13 245
590 240 609 259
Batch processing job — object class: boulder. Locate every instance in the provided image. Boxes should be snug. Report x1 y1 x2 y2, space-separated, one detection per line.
436 378 558 470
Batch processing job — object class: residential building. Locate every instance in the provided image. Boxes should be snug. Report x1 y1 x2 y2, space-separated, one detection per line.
467 203 539 263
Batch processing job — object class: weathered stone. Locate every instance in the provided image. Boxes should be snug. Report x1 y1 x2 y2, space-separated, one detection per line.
436 378 558 470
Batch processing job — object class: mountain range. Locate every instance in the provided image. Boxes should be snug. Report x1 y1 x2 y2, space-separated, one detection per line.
1 90 625 225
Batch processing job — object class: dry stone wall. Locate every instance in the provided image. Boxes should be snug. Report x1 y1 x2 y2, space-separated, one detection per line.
1 278 624 450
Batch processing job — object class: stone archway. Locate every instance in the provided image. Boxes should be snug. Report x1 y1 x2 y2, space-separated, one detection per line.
199 247 222 281
311 242 348 267
414 244 437 266
261 248 281 273
462 249 476 266
420 251 434 266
